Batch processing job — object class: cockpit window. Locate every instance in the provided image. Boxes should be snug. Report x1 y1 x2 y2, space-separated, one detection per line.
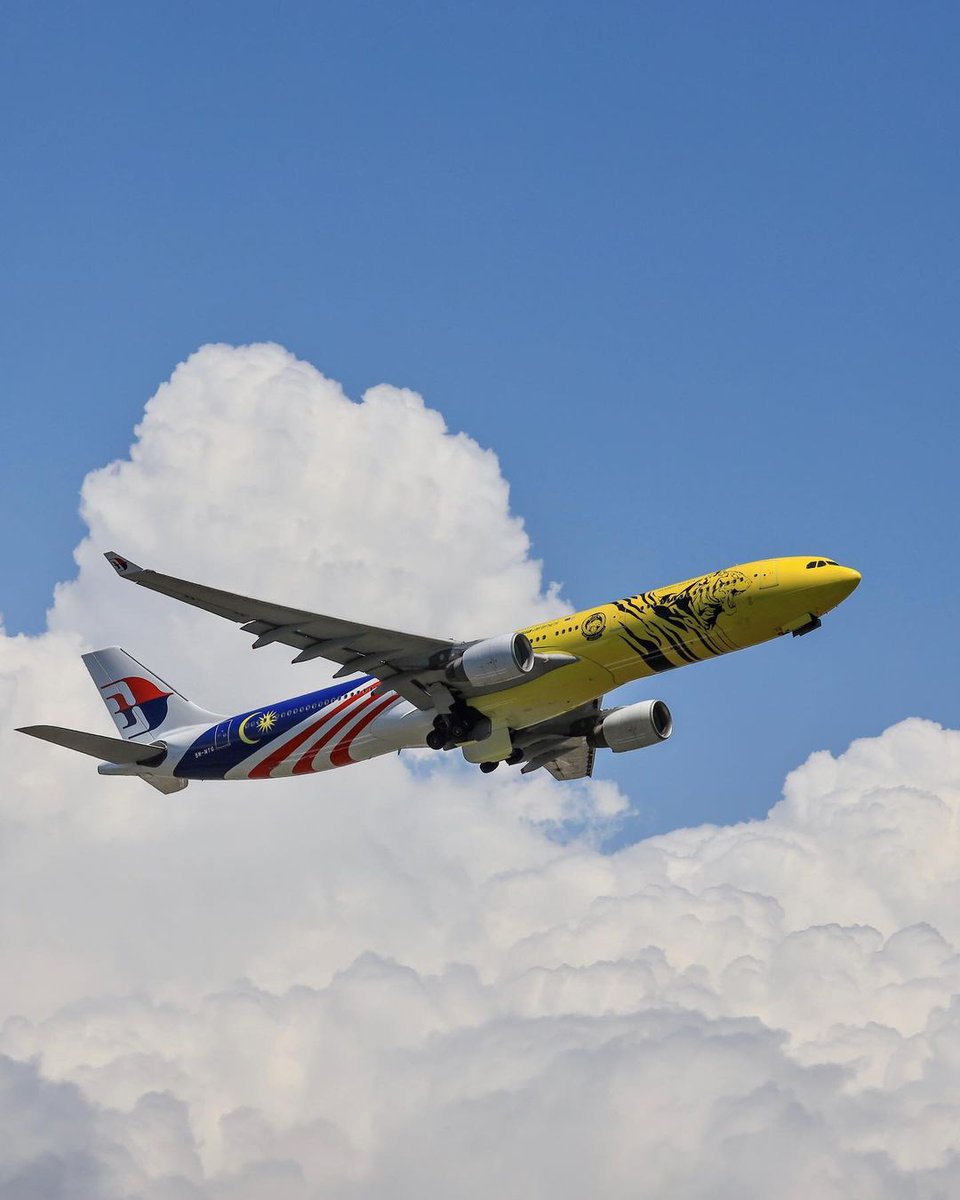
805 559 837 569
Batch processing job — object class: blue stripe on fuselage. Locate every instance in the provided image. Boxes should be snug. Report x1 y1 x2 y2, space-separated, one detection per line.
176 676 374 779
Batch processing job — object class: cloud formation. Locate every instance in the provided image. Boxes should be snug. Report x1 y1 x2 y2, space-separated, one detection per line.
2 344 958 1198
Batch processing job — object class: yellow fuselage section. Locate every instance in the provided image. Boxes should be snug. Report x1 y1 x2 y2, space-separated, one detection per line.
474 556 861 728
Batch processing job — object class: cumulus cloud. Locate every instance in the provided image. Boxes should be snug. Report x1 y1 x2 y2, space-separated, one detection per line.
50 343 564 700
2 344 958 1198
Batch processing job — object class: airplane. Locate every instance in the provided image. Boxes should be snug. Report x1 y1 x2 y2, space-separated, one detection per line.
18 552 861 793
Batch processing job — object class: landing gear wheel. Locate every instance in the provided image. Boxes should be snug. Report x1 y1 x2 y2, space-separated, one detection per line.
427 714 449 751
505 749 524 766
448 718 471 742
479 761 499 774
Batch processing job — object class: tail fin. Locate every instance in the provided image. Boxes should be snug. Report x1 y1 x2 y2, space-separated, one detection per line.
82 647 221 741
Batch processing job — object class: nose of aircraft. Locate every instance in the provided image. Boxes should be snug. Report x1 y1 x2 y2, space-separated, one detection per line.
755 558 861 633
836 565 862 598
813 563 861 614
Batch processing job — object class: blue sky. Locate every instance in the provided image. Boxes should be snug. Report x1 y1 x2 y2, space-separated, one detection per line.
2 1 957 834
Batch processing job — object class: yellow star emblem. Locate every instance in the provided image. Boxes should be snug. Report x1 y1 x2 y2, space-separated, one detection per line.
257 711 278 734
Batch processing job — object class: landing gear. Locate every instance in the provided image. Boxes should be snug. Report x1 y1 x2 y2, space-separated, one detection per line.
505 748 524 766
426 706 488 750
448 716 473 742
479 761 499 774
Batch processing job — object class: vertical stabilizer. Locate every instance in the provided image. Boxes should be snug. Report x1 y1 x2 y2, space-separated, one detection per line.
82 647 221 741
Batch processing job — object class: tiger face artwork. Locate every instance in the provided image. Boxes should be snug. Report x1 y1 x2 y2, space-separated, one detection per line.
678 569 749 631
613 569 750 673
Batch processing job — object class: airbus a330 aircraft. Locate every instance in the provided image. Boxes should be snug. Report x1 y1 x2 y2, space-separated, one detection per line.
19 552 860 793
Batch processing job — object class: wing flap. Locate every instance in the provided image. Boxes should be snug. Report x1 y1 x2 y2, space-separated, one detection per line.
545 743 595 781
513 696 602 780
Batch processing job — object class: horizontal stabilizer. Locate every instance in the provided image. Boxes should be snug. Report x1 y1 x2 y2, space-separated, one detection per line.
17 725 167 766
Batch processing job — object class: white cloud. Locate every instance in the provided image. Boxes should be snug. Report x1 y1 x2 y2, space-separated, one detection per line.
49 343 565 709
2 344 959 1197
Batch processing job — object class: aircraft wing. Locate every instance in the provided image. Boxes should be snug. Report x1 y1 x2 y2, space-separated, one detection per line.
104 552 576 712
105 552 455 709
513 697 600 780
542 742 595 781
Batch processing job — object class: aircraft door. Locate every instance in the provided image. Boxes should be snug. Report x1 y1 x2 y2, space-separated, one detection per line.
758 563 780 590
214 720 232 751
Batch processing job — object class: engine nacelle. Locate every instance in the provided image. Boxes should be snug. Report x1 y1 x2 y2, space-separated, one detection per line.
446 632 535 689
587 700 673 753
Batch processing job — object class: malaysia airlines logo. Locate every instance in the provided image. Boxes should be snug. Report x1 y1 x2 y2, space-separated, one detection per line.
101 676 173 737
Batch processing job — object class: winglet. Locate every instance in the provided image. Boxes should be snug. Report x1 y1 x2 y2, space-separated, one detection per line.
104 551 144 577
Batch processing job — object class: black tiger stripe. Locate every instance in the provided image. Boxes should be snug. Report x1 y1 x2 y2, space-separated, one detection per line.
653 622 702 665
616 599 647 621
694 631 726 657
651 602 691 633
617 623 677 673
622 595 710 664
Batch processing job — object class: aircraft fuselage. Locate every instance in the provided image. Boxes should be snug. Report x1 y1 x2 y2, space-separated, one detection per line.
136 556 859 782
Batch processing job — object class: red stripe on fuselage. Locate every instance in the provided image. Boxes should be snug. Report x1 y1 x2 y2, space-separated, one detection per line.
291 688 380 776
247 684 376 780
329 693 400 767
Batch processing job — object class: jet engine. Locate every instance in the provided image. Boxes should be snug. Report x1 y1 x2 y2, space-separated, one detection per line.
586 699 673 753
445 632 536 688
